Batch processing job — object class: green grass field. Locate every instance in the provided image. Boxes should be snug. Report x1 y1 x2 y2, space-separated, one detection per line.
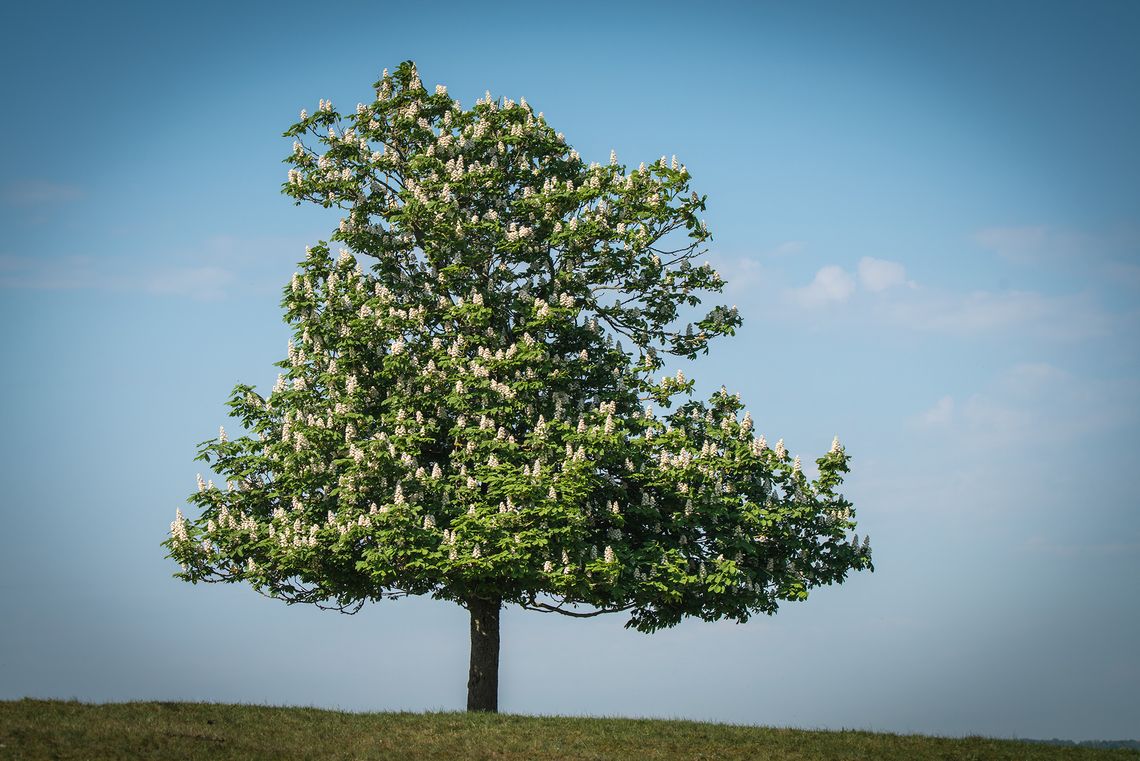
0 699 1135 760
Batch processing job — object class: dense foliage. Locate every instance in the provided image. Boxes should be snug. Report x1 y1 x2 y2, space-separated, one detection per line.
164 61 872 633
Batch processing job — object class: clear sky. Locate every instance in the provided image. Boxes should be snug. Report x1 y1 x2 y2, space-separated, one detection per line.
1 0 1138 743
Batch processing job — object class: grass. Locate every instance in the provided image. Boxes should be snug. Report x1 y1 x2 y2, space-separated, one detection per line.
0 699 1135 760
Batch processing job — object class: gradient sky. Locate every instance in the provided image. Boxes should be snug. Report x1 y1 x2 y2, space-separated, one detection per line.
1 0 1138 743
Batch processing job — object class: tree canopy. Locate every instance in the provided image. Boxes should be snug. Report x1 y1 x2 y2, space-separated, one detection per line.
165 60 872 638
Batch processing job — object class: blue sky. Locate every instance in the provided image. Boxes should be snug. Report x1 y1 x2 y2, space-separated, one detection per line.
1 0 1138 742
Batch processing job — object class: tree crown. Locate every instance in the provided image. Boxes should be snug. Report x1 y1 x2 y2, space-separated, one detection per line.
165 61 872 632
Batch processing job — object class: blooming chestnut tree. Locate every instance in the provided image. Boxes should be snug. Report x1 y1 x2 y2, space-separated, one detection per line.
164 61 873 713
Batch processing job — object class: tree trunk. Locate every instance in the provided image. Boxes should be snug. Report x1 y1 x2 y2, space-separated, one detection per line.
466 596 501 712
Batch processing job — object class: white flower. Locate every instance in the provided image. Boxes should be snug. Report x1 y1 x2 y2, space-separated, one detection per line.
831 435 842 454
394 484 405 505
218 426 227 443
741 411 753 434
196 473 206 493
792 455 801 472
435 84 447 95
774 438 785 459
170 509 189 542
604 546 615 563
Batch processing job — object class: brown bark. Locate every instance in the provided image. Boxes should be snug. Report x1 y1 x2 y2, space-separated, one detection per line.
466 596 501 712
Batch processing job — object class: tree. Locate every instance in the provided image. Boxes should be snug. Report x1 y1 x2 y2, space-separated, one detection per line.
164 61 873 713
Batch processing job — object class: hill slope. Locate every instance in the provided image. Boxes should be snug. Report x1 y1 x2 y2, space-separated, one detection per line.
1 699 1135 760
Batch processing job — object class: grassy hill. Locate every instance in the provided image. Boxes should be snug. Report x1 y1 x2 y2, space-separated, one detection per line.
1 699 1135 760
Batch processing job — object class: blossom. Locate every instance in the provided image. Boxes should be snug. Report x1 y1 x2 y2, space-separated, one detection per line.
218 426 227 443
196 473 206 493
170 509 189 542
831 435 842 454
774 438 785 459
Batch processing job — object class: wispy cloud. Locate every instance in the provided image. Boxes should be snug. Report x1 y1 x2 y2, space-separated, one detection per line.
0 180 83 206
762 240 806 258
917 395 954 425
703 252 766 297
874 287 1112 340
973 224 1140 293
0 232 321 301
144 267 235 301
777 252 1110 339
1021 535 1140 558
0 254 237 301
972 225 1051 263
911 362 1140 445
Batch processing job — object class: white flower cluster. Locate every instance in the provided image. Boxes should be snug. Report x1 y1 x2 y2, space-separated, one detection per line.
505 222 533 242
170 509 189 543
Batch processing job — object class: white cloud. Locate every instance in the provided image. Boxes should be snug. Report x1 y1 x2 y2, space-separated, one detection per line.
763 241 806 257
1021 535 1140 558
917 395 954 425
145 267 235 301
702 252 765 298
857 257 911 292
911 362 1140 449
972 226 1050 263
787 265 855 307
0 180 83 206
972 224 1140 291
874 287 1111 340
0 254 237 301
0 232 323 301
